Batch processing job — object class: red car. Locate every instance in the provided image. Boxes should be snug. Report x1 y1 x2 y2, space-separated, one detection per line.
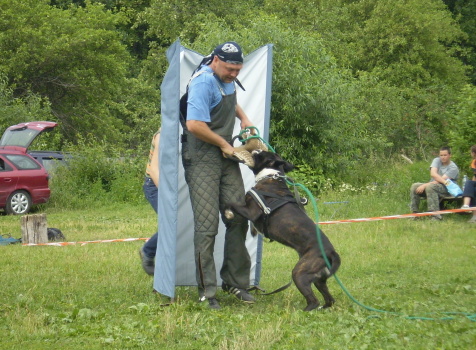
0 121 58 215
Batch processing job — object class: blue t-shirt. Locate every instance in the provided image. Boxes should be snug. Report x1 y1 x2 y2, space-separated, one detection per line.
186 66 236 123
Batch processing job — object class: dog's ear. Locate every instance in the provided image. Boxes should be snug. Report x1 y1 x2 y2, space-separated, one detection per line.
272 153 294 173
276 159 294 173
281 160 295 173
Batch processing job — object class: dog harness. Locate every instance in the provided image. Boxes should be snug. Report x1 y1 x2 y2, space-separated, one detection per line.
248 170 305 238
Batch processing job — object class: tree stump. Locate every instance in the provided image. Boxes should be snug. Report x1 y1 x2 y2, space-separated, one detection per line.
21 214 48 244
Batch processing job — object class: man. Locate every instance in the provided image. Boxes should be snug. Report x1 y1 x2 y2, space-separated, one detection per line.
460 145 476 223
181 42 255 309
139 129 161 275
410 146 460 220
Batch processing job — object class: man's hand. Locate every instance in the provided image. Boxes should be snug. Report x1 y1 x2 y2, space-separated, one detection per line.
416 180 441 194
187 120 234 156
240 120 255 133
221 144 235 157
415 184 427 194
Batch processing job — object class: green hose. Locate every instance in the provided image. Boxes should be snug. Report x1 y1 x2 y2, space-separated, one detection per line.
238 127 475 321
287 179 476 322
238 127 276 153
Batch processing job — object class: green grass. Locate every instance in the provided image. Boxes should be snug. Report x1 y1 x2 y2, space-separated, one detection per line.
1 191 475 349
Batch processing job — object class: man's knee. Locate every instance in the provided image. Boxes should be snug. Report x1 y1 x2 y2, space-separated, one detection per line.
425 183 440 194
410 183 421 193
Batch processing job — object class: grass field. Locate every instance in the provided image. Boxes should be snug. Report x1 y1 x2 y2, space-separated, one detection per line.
1 190 475 349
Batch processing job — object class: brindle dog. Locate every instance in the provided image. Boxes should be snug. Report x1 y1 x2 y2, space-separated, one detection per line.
225 150 341 311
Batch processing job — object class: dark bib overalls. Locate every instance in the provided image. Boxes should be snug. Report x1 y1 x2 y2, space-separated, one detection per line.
182 84 250 299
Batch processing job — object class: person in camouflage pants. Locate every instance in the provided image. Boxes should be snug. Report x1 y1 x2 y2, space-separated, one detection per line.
410 146 460 220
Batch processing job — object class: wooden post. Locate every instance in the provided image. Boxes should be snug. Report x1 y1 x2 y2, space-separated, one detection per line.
21 214 48 244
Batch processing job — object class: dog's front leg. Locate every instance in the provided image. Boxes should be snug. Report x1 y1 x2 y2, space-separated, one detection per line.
224 200 262 223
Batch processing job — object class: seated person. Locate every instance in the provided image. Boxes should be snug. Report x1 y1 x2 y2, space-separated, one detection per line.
460 145 476 223
410 146 459 220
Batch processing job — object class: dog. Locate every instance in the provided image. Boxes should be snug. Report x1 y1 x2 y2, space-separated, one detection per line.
225 150 341 311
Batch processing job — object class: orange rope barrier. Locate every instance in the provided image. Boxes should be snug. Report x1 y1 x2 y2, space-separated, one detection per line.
22 208 475 246
319 208 475 225
22 237 148 246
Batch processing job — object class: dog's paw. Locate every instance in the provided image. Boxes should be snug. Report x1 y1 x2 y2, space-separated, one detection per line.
224 209 235 220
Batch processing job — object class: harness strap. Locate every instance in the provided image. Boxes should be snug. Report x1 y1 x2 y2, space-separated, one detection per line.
247 187 298 238
292 183 306 212
249 188 271 215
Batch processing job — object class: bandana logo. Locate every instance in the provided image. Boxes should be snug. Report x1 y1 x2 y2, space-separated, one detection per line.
222 43 239 53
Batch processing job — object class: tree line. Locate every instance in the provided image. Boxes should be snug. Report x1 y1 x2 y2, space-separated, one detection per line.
0 0 475 184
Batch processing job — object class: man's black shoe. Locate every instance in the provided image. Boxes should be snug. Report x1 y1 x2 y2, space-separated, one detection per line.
208 298 221 309
199 296 221 309
222 282 255 303
138 248 154 276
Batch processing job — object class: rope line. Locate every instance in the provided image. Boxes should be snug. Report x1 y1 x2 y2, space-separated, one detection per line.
21 209 474 246
319 207 476 225
23 237 148 246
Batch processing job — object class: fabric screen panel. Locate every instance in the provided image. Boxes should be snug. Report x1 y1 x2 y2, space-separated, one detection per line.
153 41 181 298
154 40 273 298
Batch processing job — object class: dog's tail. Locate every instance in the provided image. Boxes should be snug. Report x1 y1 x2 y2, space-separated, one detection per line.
325 251 341 277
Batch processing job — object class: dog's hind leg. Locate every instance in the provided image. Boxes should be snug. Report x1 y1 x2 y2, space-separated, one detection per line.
313 279 335 309
313 252 339 308
292 257 320 311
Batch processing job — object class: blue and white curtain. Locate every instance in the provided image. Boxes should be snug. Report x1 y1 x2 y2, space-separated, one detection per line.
154 40 273 298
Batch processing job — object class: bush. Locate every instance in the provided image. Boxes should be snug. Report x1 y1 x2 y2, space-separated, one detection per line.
289 152 431 210
48 139 145 210
449 84 476 173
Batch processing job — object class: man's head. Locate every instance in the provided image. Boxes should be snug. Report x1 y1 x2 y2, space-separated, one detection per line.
439 146 452 165
210 41 244 83
213 42 244 64
471 145 476 157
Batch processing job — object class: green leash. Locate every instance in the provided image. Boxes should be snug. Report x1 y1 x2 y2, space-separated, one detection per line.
286 178 476 322
238 127 276 153
241 127 475 321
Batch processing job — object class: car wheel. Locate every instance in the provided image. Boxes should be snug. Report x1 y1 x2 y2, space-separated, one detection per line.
6 190 32 215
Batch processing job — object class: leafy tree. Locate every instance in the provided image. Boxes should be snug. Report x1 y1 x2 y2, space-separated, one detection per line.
448 84 476 168
50 0 153 60
0 0 158 147
443 0 476 83
0 74 53 133
263 0 469 158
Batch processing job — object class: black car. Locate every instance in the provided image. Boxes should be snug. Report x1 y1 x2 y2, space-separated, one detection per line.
28 151 69 174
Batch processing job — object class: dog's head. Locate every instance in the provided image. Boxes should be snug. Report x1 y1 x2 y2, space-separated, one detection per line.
251 150 294 174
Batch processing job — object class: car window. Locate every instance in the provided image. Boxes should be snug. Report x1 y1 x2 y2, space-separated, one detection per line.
39 158 64 173
5 154 41 170
0 157 13 171
0 127 41 147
